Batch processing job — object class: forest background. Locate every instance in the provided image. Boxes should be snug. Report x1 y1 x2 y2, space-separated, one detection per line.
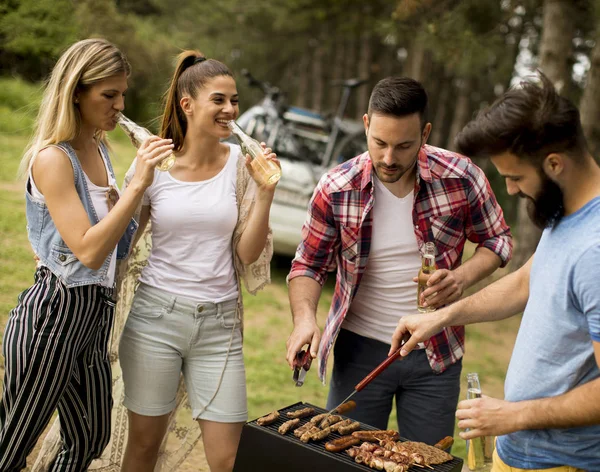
1 0 599 467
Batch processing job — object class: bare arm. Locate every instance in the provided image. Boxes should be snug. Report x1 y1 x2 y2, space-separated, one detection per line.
236 150 278 265
419 246 502 309
33 138 172 270
390 254 533 355
457 342 600 438
285 276 323 367
236 188 274 264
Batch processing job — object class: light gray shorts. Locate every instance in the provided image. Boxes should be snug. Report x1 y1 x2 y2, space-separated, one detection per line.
119 283 247 422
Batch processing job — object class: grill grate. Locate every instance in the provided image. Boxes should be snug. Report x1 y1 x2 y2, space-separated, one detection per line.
233 402 464 472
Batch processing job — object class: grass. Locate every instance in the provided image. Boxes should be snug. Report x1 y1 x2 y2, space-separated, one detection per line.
0 78 519 466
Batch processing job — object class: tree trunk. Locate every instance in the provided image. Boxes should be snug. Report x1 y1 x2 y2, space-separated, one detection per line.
538 0 575 92
512 0 575 269
343 36 359 117
356 30 372 118
311 41 325 112
406 39 427 82
429 66 452 147
295 49 311 108
580 31 600 161
446 77 473 152
329 37 346 112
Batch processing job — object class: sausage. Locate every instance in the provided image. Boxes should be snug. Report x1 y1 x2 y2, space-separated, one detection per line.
278 418 300 435
294 422 315 437
286 407 316 419
352 430 399 442
319 414 342 429
300 425 321 443
337 420 360 435
434 435 454 450
256 410 280 426
334 400 357 415
325 435 361 452
309 413 328 425
329 419 353 433
309 425 332 441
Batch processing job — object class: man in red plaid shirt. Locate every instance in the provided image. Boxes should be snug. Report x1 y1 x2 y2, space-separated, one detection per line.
285 77 512 445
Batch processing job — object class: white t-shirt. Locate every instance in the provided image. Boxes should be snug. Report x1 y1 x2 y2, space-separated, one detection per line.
29 146 118 288
139 143 240 302
342 174 421 345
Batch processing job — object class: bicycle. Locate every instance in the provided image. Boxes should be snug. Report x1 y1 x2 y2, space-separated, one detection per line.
235 71 369 256
237 70 368 168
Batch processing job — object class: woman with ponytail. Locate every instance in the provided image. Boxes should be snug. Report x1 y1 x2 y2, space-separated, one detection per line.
118 51 277 472
0 38 173 471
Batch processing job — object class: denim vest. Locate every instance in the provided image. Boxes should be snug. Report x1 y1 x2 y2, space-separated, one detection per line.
25 141 138 288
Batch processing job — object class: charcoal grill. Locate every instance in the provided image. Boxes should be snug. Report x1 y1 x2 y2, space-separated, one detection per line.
233 402 464 472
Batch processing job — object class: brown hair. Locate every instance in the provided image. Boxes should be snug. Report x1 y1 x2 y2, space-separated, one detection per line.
455 72 587 165
368 77 428 129
160 50 233 151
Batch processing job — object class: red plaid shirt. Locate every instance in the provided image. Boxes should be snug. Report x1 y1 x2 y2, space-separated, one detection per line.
289 145 513 382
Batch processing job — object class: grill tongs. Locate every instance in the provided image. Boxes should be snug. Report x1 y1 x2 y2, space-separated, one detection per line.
325 333 411 417
293 344 312 387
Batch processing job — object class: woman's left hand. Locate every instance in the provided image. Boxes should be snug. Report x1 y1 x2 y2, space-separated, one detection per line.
245 142 281 195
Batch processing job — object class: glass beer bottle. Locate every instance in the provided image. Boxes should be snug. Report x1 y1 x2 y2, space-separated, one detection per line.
116 112 176 172
227 120 281 186
466 372 493 471
417 242 437 312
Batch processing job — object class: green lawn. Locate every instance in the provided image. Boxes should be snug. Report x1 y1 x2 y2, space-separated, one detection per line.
0 82 519 462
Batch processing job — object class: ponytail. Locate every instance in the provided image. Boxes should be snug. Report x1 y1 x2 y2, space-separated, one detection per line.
160 50 233 151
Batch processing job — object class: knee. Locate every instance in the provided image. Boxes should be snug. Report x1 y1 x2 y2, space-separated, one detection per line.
210 453 236 472
126 432 163 461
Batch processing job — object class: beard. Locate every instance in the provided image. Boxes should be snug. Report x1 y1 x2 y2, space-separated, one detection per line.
521 173 565 229
372 151 419 184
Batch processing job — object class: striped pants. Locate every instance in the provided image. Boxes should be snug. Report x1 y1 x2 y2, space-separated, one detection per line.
0 267 114 471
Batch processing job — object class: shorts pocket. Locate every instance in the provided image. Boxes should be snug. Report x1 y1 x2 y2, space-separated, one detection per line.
218 308 240 329
129 292 165 319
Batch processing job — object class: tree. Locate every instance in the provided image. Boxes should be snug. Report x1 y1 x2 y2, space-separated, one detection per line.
0 0 78 78
511 0 577 269
580 1 600 160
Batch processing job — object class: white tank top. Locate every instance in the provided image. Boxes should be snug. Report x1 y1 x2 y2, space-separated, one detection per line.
138 143 240 302
29 146 118 287
343 175 421 345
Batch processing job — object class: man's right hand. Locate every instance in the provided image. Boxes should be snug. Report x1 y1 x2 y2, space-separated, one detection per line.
286 320 321 369
388 311 446 357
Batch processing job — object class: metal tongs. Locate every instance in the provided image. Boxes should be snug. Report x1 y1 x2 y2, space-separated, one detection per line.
324 333 411 417
292 344 312 387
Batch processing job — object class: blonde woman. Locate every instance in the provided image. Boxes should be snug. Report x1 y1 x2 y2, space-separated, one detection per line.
0 38 173 471
118 51 277 472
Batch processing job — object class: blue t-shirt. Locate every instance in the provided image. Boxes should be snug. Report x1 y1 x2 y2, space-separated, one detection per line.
497 197 600 469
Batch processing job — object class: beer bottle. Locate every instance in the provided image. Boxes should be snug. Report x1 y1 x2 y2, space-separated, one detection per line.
417 242 437 312
227 120 281 186
117 113 176 172
466 372 493 471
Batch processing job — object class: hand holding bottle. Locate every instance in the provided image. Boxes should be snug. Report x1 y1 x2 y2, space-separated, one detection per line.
227 120 281 189
131 136 175 189
117 112 176 172
414 267 465 310
244 143 281 193
457 394 520 440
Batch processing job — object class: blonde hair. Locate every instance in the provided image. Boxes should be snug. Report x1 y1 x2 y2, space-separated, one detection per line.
160 50 233 151
19 38 131 177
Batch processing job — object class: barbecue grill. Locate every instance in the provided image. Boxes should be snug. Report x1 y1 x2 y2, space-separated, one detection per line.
233 402 464 472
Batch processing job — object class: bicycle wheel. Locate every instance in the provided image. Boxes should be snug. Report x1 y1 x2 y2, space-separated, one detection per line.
330 130 367 165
